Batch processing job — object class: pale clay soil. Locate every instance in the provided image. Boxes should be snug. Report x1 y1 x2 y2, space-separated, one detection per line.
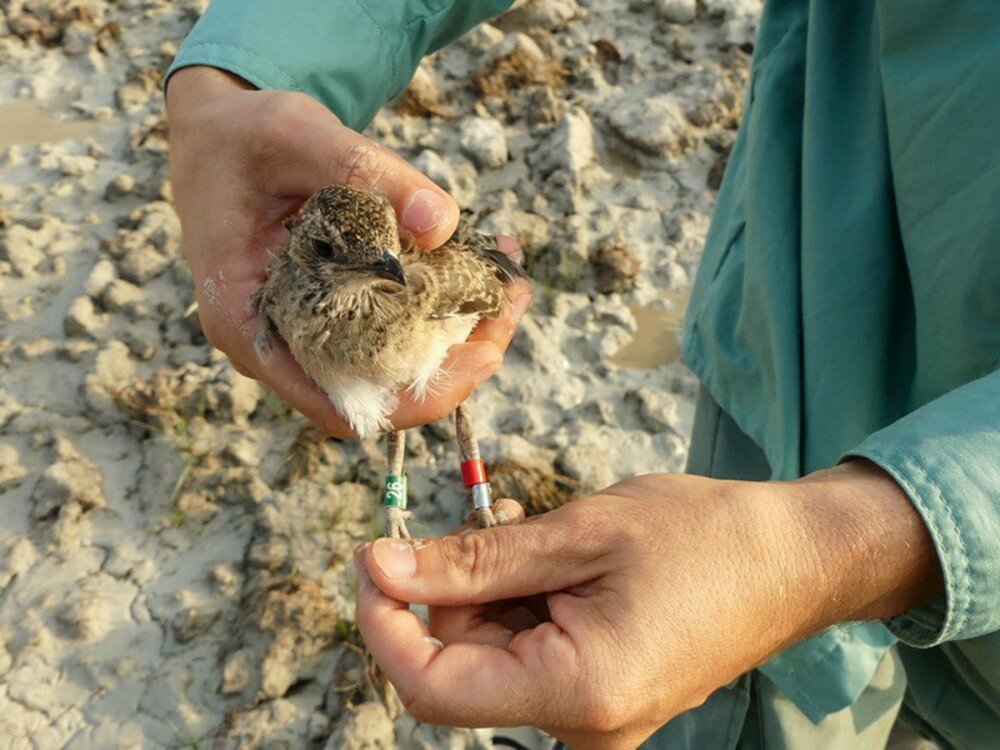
0 0 758 747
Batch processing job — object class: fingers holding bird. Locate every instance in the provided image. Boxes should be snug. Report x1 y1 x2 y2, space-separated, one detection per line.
401 232 532 423
202 236 530 439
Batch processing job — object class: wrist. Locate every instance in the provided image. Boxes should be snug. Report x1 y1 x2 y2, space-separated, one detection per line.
781 459 943 631
166 66 252 123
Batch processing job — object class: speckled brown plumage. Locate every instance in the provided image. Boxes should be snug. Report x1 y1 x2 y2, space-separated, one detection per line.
253 185 524 439
252 185 525 538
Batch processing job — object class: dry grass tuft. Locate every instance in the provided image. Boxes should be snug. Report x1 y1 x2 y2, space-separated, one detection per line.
279 424 337 487
115 369 188 433
488 458 579 516
331 618 391 709
593 38 623 64
474 46 565 98
592 239 641 294
393 67 451 118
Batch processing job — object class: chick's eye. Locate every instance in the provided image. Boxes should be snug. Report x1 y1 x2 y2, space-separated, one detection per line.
312 238 335 259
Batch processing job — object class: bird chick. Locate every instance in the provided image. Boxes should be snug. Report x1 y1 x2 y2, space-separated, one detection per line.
253 185 525 537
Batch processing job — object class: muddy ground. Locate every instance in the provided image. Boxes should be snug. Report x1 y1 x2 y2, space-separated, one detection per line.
0 0 758 746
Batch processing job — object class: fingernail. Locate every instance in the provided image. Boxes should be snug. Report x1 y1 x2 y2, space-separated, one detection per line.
495 234 524 264
371 539 417 579
510 293 532 320
402 189 448 237
473 358 501 386
355 564 374 592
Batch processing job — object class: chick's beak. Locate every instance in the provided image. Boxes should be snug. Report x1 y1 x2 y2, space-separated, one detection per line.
370 252 406 286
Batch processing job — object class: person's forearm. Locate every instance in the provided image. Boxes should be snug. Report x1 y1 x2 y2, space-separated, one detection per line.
781 459 944 638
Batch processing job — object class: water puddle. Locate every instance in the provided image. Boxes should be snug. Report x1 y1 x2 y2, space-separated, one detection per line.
609 292 689 369
597 138 644 178
0 97 101 148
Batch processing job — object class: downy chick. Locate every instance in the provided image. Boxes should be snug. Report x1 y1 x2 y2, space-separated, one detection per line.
253 184 525 536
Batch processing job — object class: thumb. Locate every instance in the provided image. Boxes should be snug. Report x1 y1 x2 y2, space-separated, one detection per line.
272 98 459 248
363 505 610 606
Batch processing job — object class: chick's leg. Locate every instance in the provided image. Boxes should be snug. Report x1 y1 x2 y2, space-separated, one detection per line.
383 429 413 539
455 404 497 528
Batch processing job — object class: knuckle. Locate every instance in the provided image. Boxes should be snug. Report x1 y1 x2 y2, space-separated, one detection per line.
558 501 621 555
440 531 496 587
334 141 390 190
396 687 433 723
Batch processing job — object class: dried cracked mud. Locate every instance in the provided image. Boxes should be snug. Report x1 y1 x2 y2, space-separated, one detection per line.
0 0 758 746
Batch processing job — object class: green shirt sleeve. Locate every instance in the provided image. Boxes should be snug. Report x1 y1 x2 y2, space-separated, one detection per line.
847 369 1000 647
166 0 514 131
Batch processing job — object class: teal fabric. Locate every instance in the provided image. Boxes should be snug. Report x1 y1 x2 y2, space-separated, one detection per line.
168 0 1000 745
895 632 1000 750
644 660 904 750
644 675 752 750
681 0 1000 742
744 649 905 750
760 623 897 724
166 0 514 131
850 376 1000 648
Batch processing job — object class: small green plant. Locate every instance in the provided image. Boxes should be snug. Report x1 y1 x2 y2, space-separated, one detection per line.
334 617 362 645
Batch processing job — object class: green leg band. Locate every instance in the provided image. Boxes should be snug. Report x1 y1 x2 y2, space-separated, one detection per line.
383 473 407 510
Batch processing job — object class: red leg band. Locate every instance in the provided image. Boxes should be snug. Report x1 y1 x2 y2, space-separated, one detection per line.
461 459 487 487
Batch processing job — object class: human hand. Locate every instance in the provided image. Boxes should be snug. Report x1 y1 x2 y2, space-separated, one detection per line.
355 463 941 749
166 66 531 437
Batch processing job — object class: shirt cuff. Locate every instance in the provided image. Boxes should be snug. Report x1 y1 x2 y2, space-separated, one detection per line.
167 0 395 130
166 0 513 132
845 370 1000 647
